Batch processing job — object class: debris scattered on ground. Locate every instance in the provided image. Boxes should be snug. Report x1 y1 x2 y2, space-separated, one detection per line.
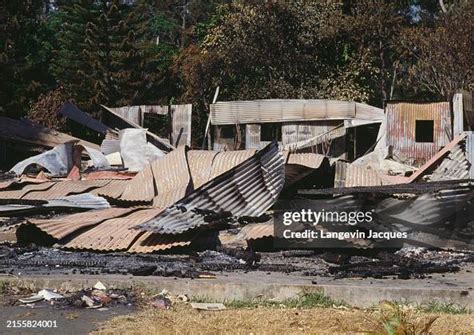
190 302 226 311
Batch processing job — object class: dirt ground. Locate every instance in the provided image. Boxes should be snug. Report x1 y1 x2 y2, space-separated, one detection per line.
93 304 473 335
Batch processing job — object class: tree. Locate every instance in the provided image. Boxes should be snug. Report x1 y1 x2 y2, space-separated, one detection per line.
50 0 175 110
176 2 372 104
342 2 408 106
400 1 474 100
0 0 53 117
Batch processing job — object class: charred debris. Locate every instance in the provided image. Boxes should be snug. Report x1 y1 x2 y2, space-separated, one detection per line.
0 92 473 279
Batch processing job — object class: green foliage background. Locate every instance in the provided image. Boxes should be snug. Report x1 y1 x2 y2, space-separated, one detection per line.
0 0 472 145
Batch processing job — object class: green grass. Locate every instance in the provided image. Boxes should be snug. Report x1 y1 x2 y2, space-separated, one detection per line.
417 301 471 315
193 291 346 309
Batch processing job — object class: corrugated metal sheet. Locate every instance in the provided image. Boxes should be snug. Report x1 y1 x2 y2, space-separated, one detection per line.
427 144 470 181
245 124 261 149
386 102 452 167
209 149 256 179
171 104 192 147
460 89 474 128
210 100 384 125
22 180 110 200
128 232 192 253
135 142 285 234
119 164 155 202
83 171 134 180
281 121 345 147
187 151 218 189
0 182 56 199
285 152 328 186
334 161 383 188
239 223 274 240
44 193 110 210
63 208 163 251
407 133 467 183
100 139 120 155
0 179 18 190
467 131 474 179
91 179 129 199
453 93 464 136
287 152 326 169
140 105 169 115
110 106 142 125
26 208 133 240
151 146 192 207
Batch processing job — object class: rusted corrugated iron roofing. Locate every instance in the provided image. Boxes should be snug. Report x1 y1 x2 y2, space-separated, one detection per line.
91 179 129 199
128 231 193 253
334 161 383 188
151 146 192 207
427 144 470 181
286 152 326 169
210 100 384 125
119 164 155 202
135 142 285 234
239 223 274 241
386 102 452 167
25 208 133 240
62 208 163 251
0 182 56 199
187 151 218 188
22 180 110 200
407 133 468 183
209 150 256 179
284 152 329 186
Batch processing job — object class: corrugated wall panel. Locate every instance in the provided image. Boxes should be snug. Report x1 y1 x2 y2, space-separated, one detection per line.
245 124 261 149
467 131 474 179
210 100 382 125
386 102 452 167
171 104 192 147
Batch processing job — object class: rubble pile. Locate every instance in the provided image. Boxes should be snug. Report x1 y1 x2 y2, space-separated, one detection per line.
0 99 472 279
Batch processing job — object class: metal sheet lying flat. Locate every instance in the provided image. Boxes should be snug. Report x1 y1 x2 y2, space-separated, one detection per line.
0 182 56 199
209 150 256 179
91 180 129 199
187 151 218 188
62 208 163 251
27 208 133 240
0 179 17 190
136 142 285 234
120 164 155 202
128 231 192 253
239 223 274 240
334 161 383 188
45 194 110 210
22 180 110 200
